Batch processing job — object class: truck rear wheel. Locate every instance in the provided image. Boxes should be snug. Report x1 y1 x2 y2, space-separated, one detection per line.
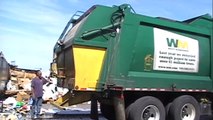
165 102 172 120
128 96 165 120
168 95 200 120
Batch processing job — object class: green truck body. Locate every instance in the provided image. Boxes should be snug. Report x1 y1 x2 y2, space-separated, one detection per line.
52 4 213 120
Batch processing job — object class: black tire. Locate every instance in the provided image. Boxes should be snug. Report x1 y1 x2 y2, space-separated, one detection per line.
168 95 201 120
165 103 172 120
126 103 134 120
100 103 115 120
128 96 165 120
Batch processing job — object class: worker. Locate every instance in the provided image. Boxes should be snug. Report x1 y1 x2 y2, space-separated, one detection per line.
30 70 51 119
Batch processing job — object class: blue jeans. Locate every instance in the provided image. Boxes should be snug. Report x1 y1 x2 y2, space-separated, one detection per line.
30 97 43 117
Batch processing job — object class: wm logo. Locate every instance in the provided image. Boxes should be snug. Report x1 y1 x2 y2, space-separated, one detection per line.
167 38 188 49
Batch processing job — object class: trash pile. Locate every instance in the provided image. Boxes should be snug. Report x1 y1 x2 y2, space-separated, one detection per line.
0 75 68 120
1 97 28 120
6 67 69 101
42 77 69 101
1 93 62 120
0 66 70 119
5 68 36 96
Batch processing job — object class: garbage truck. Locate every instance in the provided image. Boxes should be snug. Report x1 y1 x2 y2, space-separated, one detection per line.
0 52 10 93
50 4 213 120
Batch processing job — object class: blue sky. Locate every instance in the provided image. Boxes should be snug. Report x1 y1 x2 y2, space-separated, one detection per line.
0 0 212 72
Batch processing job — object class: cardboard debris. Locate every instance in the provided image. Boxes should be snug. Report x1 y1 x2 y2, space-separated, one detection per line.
16 91 30 102
17 78 31 90
1 67 71 120
10 76 17 81
2 73 69 119
6 68 36 94
6 67 69 103
10 70 36 79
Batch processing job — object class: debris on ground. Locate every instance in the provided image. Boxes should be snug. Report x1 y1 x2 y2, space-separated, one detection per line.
0 68 69 120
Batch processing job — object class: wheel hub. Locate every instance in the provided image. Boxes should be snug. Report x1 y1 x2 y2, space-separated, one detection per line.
181 103 196 120
141 105 160 120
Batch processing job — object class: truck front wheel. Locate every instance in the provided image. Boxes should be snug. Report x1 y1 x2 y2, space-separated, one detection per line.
168 95 200 120
128 96 165 120
100 103 115 120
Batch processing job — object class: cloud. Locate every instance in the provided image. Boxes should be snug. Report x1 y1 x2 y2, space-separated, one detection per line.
0 25 27 35
0 0 64 70
0 0 69 26
35 0 63 10
0 0 71 41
